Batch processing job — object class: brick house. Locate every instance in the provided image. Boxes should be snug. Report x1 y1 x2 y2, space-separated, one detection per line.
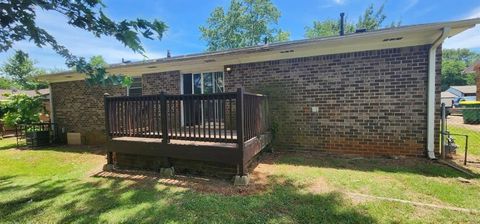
40 19 479 180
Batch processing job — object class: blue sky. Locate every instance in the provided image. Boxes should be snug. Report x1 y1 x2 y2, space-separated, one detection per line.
1 0 480 70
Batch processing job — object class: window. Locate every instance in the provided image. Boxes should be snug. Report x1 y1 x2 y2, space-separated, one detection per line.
183 72 224 94
127 77 142 96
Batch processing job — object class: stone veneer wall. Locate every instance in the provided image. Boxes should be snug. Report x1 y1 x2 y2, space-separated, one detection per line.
50 80 126 144
224 45 441 157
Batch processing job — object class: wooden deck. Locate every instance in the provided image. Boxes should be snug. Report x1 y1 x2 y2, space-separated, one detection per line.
111 124 238 142
112 136 237 148
107 132 271 167
104 89 271 176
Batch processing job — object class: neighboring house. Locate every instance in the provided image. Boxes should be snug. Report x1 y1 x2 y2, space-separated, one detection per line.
0 89 51 122
446 85 477 99
441 91 457 107
464 59 480 74
39 19 479 179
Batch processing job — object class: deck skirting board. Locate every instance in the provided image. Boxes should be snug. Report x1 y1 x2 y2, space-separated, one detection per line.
106 132 272 178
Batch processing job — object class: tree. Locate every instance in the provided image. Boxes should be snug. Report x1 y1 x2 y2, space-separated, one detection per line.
89 55 108 68
305 19 355 39
0 50 47 90
440 49 480 90
443 49 480 65
441 60 469 90
272 29 291 43
0 94 43 126
199 0 289 51
0 77 20 89
83 55 133 86
0 0 167 86
356 3 387 30
305 2 400 38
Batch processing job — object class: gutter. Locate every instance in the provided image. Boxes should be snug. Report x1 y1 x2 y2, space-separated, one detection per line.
427 27 450 159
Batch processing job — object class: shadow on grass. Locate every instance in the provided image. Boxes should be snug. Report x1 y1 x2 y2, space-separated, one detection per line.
270 152 480 179
0 173 377 223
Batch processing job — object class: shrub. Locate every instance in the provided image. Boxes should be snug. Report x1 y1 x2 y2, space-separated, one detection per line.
1 94 43 127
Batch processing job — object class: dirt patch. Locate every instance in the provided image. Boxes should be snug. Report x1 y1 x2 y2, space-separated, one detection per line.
447 154 480 176
308 177 334 194
346 192 376 205
91 160 278 196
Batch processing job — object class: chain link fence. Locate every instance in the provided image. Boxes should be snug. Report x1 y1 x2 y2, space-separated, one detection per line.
442 104 480 170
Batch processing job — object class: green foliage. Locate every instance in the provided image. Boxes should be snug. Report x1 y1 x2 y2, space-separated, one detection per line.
0 50 47 90
1 94 43 126
356 3 387 30
305 2 400 38
88 55 108 68
305 19 355 38
199 0 289 51
0 77 21 89
443 49 480 65
0 0 167 87
272 29 291 42
0 0 167 57
80 56 131 87
441 49 480 90
441 60 468 90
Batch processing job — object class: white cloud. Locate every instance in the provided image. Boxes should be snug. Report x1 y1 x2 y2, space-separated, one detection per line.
332 0 345 5
443 7 480 49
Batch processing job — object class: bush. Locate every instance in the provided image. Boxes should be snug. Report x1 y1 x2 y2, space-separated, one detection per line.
1 94 43 127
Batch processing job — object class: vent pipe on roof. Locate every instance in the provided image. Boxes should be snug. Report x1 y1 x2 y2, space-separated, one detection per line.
340 12 345 36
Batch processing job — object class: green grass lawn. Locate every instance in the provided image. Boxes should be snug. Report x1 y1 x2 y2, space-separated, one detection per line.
0 138 479 223
447 125 480 156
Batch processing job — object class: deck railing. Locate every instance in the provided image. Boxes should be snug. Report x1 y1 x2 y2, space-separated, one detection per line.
104 88 269 144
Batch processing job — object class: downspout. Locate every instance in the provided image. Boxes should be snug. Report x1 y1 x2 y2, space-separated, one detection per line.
427 27 450 159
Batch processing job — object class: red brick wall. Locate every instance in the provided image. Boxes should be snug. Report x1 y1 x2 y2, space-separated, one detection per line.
224 45 441 157
51 45 441 156
142 70 181 95
50 80 126 144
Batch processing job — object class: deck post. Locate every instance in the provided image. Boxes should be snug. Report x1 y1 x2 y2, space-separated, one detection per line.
236 88 246 176
160 91 169 143
103 93 114 171
104 93 111 141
